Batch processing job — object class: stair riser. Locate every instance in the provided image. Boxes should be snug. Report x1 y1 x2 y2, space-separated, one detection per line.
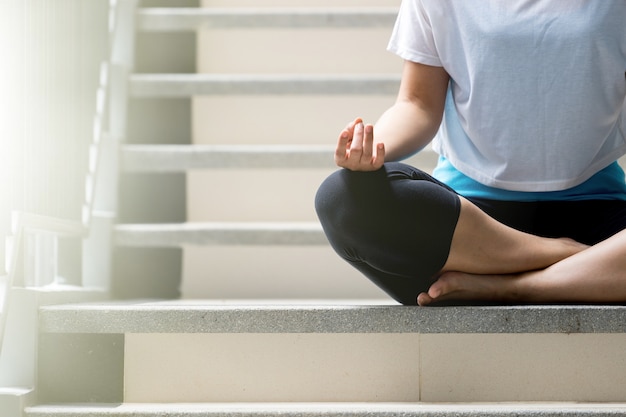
125 333 419 402
125 332 626 403
181 246 385 300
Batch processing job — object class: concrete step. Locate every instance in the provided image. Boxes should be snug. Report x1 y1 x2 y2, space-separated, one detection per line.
121 144 438 172
114 222 325 247
137 7 398 31
122 144 337 171
38 300 626 335
24 402 626 417
130 73 400 97
36 301 626 403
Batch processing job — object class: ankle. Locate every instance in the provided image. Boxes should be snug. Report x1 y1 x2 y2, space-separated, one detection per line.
555 237 589 258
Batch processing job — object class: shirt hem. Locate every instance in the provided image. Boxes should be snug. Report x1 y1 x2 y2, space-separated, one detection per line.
435 146 626 193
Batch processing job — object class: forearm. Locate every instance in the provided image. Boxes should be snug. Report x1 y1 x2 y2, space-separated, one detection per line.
374 99 442 162
374 61 449 162
334 61 448 172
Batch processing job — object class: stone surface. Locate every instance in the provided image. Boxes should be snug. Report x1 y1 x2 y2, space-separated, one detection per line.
114 222 326 247
121 144 338 171
24 402 626 416
137 7 399 31
130 74 401 97
39 300 626 334
121 144 439 172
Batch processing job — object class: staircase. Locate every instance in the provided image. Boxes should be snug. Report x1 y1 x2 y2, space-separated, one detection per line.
112 0 412 301
25 301 626 415
17 1 626 416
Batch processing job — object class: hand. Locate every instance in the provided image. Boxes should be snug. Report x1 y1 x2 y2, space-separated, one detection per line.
334 117 385 171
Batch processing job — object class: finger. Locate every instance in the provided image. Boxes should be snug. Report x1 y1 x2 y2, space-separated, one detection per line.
335 130 350 163
372 142 385 169
349 122 364 156
362 124 374 161
349 117 363 129
345 117 363 137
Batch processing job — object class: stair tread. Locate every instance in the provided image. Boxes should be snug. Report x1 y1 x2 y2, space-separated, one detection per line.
121 144 336 171
120 144 438 172
130 73 400 97
24 402 626 416
137 7 398 31
115 221 326 247
38 299 626 334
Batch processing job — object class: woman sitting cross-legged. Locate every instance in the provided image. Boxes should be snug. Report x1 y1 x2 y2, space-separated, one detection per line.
315 0 626 306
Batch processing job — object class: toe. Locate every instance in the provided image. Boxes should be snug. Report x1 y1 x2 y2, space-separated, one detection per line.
417 292 434 306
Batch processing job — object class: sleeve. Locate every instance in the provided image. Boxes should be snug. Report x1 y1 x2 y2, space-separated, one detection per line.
387 0 442 66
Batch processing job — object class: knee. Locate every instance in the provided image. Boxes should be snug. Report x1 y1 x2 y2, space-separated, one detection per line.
315 162 435 221
314 169 352 241
314 169 344 220
314 168 387 229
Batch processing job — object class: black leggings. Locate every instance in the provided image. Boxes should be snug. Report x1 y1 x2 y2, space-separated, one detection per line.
315 162 626 306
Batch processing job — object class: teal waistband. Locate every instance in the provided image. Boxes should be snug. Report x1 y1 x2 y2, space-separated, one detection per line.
432 156 626 201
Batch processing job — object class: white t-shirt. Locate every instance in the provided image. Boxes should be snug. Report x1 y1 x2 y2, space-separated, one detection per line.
388 0 626 192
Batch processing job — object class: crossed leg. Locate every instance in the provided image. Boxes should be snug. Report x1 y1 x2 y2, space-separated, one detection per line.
315 163 625 306
418 197 626 306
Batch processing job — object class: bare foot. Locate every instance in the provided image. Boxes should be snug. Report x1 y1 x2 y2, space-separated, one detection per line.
417 238 591 306
417 271 526 306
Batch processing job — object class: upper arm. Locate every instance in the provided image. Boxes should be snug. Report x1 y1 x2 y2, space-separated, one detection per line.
396 60 450 128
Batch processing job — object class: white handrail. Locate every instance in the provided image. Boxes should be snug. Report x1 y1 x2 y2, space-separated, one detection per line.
0 0 138 358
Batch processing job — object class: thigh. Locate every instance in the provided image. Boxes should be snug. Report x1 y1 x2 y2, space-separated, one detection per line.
468 198 626 245
538 200 626 245
467 198 542 235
